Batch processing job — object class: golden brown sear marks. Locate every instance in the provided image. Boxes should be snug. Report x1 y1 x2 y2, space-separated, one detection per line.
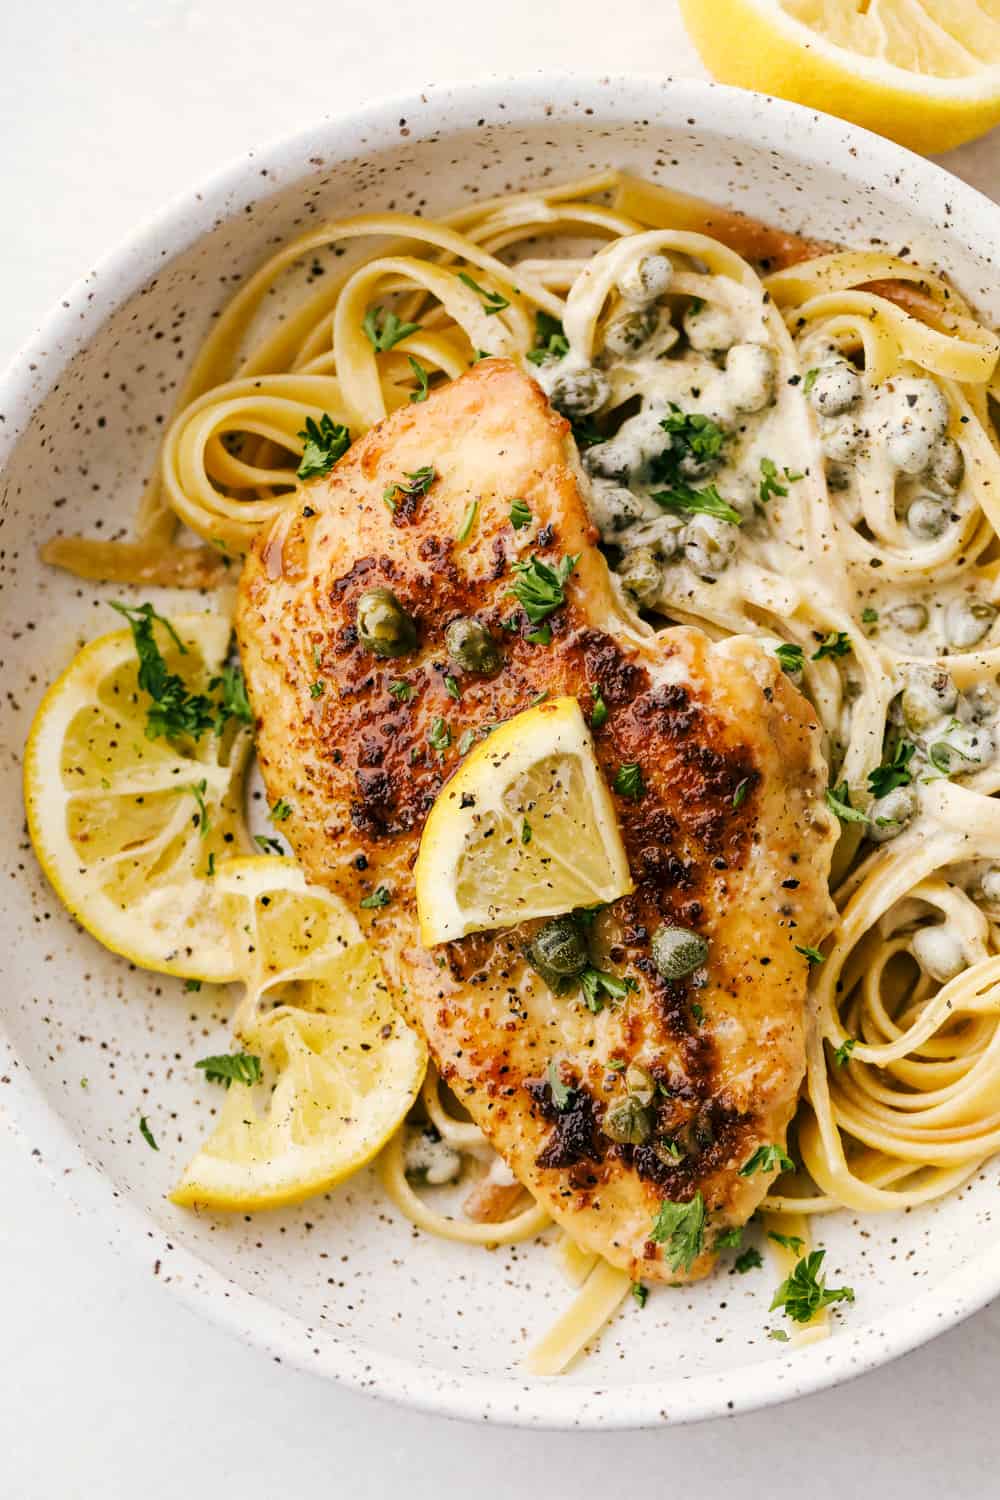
237 359 837 1283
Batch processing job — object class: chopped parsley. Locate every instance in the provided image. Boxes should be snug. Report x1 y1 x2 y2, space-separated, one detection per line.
774 643 804 675
383 464 436 511
834 1038 856 1067
360 885 392 909
825 781 867 824
309 680 325 698
296 414 351 479
868 741 915 798
407 355 430 403
735 1248 764 1274
811 631 852 661
758 457 789 504
768 1232 805 1253
521 819 532 845
613 762 644 799
768 1328 790 1343
457 270 509 315
254 835 284 856
457 729 477 755
739 1144 795 1177
547 1059 573 1111
444 674 461 701
187 779 210 838
508 553 579 623
428 716 451 753
270 798 292 822
579 965 633 1012
649 1192 706 1273
184 979 202 993
630 1282 648 1308
526 310 569 365
802 368 819 394
715 1225 743 1249
211 664 254 731
456 499 478 543
362 305 419 352
796 944 825 965
110 601 218 742
649 481 742 526
509 497 532 530
652 405 728 488
138 1114 159 1151
195 1052 262 1088
770 1249 854 1324
389 679 413 703
527 623 552 647
590 684 608 730
862 607 879 624
732 777 750 809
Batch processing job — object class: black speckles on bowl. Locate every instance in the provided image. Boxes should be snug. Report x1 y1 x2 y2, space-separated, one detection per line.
2 75 1000 1428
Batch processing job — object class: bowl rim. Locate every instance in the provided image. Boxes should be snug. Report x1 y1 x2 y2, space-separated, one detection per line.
3 70 1000 1429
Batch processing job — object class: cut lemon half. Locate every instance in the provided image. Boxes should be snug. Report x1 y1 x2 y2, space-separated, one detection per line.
24 613 253 981
680 0 1000 154
414 696 633 945
171 857 426 1211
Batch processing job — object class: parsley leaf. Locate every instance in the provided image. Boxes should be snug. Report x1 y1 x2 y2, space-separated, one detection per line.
715 1225 743 1249
296 414 351 479
732 777 750 809
521 819 532 845
802 368 819 394
825 781 867 824
270 798 292 822
739 1144 795 1177
868 741 916 798
110 601 217 742
796 944 825 965
735 1248 764 1273
309 680 325 698
768 1232 805 1253
362 306 420 352
195 1052 262 1088
526 310 569 365
651 405 728 488
254 835 284 856
862 606 879 624
456 499 478 543
769 1328 790 1342
759 457 789 504
811 631 852 661
773 643 804 675
770 1249 854 1324
590 683 608 729
384 465 436 512
509 498 532 529
444 675 461 701
613 762 644 799
650 1192 706 1273
407 355 430 403
547 1059 573 1111
508 553 579 623
527 623 552 647
360 885 392 909
186 779 210 837
210 663 254 731
138 1114 159 1151
579 965 631 1012
389 679 413 703
457 270 509 315
428 716 451 753
630 1282 648 1308
649 482 742 526
834 1038 856 1067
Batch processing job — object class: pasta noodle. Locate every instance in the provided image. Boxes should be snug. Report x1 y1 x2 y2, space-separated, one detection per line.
44 168 1000 1371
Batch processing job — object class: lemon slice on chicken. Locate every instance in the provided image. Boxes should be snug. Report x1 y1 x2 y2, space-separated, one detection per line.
24 613 253 981
415 696 633 945
171 858 426 1211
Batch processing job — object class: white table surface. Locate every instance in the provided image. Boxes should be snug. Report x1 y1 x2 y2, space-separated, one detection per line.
3 2 999 1494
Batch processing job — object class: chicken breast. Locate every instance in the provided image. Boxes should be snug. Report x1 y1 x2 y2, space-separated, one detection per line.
237 358 837 1283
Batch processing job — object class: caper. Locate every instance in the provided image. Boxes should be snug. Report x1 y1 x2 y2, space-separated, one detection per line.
927 724 995 775
624 1063 656 1106
651 924 708 980
822 419 864 463
684 515 737 574
618 253 673 304
652 1136 686 1166
603 306 660 357
900 665 957 731
868 785 918 842
356 587 417 658
527 915 589 980
887 601 929 634
549 367 610 418
925 436 965 495
603 1096 652 1145
885 377 950 473
911 925 966 983
906 494 950 541
445 616 501 675
807 360 863 417
725 343 776 414
618 546 663 605
980 866 1000 908
945 597 997 649
683 301 736 353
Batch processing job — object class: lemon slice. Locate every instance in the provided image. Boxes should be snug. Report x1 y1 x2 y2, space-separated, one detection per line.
171 857 426 1210
680 0 1000 154
414 696 633 945
24 613 253 981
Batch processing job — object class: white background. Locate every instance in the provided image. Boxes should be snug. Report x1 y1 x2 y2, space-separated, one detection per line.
2 2 999 1494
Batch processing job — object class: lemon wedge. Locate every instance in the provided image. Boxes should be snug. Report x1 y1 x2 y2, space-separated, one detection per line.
24 613 253 981
680 0 1000 154
171 857 426 1211
414 696 633 945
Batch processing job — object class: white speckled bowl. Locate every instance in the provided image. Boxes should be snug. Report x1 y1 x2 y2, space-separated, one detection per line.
3 75 1000 1429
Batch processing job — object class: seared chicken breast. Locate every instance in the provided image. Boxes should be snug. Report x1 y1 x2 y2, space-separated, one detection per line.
237 359 837 1282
